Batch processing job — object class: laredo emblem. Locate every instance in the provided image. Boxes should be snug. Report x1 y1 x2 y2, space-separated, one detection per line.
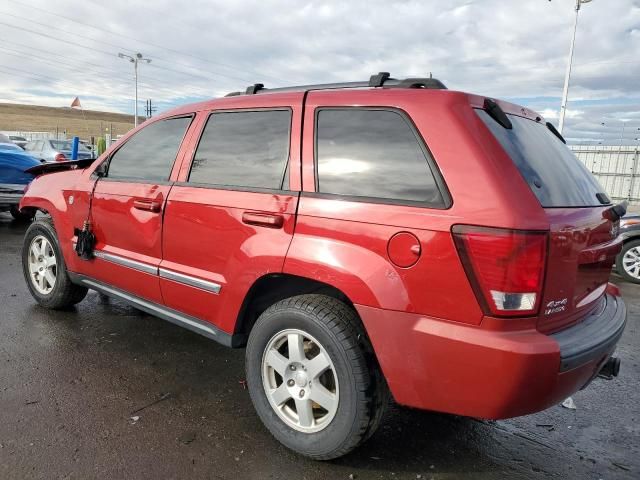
545 298 568 315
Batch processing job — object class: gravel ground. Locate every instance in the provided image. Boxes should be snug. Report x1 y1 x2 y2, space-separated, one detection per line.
0 212 638 479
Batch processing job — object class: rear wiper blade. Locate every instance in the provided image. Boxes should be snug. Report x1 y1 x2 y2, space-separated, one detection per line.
483 98 512 129
546 122 566 144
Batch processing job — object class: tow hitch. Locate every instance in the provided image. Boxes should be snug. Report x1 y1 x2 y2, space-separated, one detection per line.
598 356 621 379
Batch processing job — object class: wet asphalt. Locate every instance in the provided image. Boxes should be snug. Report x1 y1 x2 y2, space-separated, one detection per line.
0 211 638 480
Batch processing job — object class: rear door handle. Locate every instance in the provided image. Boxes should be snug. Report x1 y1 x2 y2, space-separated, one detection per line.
133 199 162 213
242 212 284 228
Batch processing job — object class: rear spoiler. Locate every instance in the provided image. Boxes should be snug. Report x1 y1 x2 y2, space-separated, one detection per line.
25 158 96 176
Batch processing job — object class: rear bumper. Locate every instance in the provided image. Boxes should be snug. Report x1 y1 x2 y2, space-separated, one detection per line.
0 183 24 207
552 293 626 371
357 290 626 420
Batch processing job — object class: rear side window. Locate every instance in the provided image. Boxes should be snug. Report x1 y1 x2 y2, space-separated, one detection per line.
107 116 191 182
189 110 291 190
477 110 607 207
315 109 444 206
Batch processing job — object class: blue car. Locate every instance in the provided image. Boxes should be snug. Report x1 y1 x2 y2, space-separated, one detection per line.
0 141 40 220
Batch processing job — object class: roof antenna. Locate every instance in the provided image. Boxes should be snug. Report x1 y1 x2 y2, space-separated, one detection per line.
429 72 433 79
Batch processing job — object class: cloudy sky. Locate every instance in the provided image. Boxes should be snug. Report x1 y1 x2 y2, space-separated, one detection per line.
0 0 638 145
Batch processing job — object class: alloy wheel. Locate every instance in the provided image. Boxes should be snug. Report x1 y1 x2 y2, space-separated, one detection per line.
622 246 640 280
261 328 339 433
28 235 57 294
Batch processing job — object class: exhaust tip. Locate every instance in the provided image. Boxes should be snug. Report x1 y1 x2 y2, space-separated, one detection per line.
598 356 621 380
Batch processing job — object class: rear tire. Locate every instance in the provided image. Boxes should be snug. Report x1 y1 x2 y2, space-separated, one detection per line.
245 294 387 460
22 217 88 309
617 239 640 284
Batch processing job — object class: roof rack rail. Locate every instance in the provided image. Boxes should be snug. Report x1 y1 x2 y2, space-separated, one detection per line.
225 72 447 97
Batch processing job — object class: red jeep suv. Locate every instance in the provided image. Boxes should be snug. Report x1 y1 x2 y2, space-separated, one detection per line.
19 73 626 459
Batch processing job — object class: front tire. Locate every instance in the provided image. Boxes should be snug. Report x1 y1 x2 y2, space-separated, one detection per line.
22 218 88 309
245 294 386 460
617 239 640 284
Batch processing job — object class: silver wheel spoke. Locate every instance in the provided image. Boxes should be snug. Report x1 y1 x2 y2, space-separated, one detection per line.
306 352 331 379
295 399 314 428
44 270 56 288
270 384 291 406
310 383 337 411
39 239 48 256
287 333 305 362
265 349 288 376
30 243 39 258
44 256 56 267
37 274 45 290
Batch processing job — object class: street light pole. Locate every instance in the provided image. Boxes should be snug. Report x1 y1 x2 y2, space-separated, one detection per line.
558 0 592 135
118 52 151 128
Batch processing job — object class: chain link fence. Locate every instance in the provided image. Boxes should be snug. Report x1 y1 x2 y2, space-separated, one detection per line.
571 145 640 206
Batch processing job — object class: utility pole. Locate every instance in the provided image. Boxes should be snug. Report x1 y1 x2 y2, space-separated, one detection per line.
145 99 156 119
118 52 151 128
558 0 593 135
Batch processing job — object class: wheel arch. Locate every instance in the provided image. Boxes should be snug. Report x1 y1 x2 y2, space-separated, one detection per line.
234 273 356 344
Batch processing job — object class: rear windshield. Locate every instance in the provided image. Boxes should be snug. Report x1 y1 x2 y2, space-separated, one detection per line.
50 140 73 150
476 110 608 207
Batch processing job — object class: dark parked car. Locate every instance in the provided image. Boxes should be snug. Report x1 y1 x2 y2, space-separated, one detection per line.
616 214 640 283
18 72 626 459
0 146 39 220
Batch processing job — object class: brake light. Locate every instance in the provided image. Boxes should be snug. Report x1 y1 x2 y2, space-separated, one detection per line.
453 226 547 317
54 153 66 162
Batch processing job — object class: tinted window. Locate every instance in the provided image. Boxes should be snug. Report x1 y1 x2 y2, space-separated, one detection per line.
107 117 191 181
477 110 607 207
316 109 444 205
189 110 290 189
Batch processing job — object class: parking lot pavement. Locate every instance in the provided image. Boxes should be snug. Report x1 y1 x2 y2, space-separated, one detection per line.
0 212 638 480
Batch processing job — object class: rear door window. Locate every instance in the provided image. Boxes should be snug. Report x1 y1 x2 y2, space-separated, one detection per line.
315 108 445 207
477 110 607 207
188 109 291 190
107 116 191 182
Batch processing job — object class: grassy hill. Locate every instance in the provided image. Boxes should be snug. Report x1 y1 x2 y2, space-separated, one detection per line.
0 103 144 141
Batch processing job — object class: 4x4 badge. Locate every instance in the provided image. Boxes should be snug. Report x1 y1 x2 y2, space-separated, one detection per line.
545 298 567 315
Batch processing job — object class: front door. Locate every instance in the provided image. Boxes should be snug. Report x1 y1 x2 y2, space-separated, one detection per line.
159 97 303 334
87 116 193 303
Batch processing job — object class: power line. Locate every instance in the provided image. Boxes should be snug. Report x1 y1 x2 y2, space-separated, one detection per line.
6 0 291 84
1 2 287 85
0 19 237 91
0 41 215 97
0 21 115 57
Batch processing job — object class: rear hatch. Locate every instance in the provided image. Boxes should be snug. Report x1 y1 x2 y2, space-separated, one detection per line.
477 109 621 333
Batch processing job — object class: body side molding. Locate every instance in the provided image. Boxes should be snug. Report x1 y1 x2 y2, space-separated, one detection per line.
68 272 243 347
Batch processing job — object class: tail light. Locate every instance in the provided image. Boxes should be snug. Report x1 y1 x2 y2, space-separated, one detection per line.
54 153 66 162
453 226 548 317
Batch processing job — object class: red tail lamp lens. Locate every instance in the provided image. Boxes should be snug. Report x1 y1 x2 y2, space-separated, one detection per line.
453 226 547 316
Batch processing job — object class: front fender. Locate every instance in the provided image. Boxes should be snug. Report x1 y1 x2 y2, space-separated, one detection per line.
20 170 90 272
